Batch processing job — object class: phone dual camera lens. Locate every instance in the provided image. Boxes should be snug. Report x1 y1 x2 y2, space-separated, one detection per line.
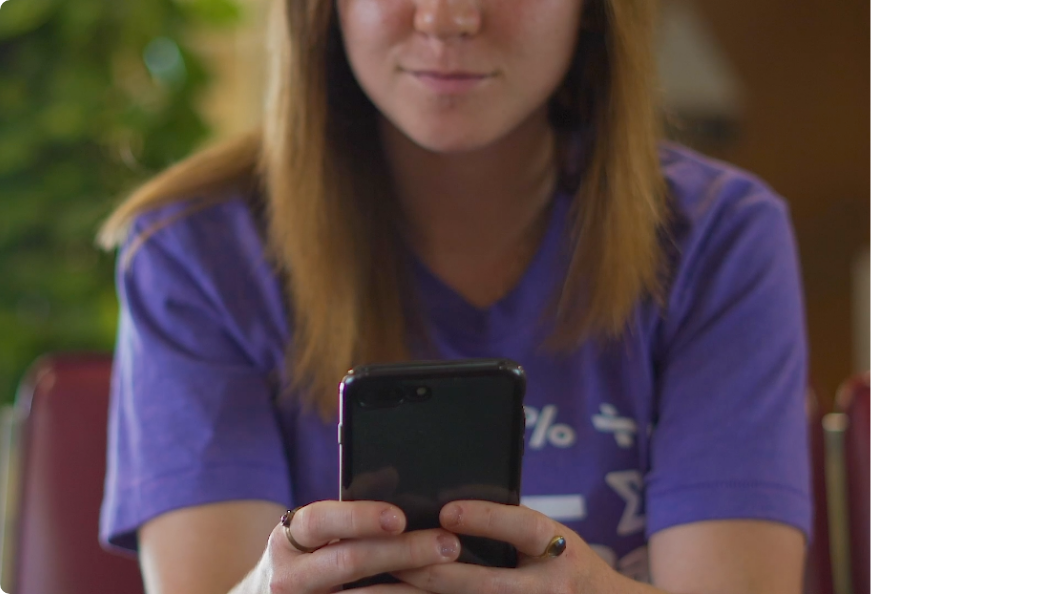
358 385 432 408
406 386 431 403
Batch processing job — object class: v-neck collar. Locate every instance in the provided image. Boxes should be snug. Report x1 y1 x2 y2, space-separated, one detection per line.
409 190 572 349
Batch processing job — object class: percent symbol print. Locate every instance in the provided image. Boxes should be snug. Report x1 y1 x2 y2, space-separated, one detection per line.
524 405 576 449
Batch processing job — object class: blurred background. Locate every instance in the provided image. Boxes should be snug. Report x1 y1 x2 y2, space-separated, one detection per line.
0 0 869 410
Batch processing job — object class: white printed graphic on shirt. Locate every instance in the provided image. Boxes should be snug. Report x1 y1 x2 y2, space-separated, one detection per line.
590 544 652 583
592 403 637 448
523 405 576 449
521 495 586 522
605 470 646 536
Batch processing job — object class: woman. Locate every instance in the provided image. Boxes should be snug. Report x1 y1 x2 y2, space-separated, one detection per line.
98 0 811 593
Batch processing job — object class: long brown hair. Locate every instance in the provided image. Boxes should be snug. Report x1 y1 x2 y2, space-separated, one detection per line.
99 0 668 417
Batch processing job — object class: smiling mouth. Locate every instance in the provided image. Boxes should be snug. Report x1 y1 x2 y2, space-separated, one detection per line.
402 68 495 94
410 70 490 79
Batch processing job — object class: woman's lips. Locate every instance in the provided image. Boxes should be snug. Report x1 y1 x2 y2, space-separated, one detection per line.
406 69 493 94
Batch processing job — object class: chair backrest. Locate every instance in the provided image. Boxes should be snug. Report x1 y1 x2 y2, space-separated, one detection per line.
837 374 870 594
3 354 144 594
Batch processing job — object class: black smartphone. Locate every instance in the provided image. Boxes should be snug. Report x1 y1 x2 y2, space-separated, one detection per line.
339 358 527 586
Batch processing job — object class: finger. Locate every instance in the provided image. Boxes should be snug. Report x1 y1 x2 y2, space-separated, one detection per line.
280 501 407 553
395 562 526 594
298 528 461 590
439 500 559 557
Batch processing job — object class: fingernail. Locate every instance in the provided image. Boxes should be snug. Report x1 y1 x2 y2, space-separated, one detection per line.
437 534 460 559
380 508 402 532
443 504 464 527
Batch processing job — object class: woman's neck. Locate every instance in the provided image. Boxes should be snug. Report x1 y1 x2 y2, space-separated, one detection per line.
380 110 559 307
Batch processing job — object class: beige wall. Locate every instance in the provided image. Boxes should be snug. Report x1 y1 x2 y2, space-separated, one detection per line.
191 0 268 139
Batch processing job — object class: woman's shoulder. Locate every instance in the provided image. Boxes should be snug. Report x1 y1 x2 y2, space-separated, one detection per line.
659 141 790 229
127 191 264 254
118 192 289 371
655 142 801 324
122 192 271 282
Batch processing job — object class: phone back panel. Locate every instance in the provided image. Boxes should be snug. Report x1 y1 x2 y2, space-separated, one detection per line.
339 359 526 577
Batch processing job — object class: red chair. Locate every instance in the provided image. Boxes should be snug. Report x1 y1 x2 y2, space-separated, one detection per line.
822 373 870 594
0 354 144 594
837 374 870 594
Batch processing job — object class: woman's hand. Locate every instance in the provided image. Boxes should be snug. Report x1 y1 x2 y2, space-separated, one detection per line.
244 500 462 594
392 500 648 594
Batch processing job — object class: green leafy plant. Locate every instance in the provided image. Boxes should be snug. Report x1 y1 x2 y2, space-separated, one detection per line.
0 0 241 402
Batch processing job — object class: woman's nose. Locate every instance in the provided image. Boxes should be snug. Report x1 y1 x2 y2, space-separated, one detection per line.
414 0 482 39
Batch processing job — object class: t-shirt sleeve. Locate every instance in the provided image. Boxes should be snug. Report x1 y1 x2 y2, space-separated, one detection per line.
100 213 293 554
645 191 812 541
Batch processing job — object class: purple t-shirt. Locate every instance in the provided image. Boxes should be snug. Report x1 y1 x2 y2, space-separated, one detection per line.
101 143 811 580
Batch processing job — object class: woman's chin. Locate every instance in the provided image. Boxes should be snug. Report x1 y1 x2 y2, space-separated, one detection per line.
405 128 501 155
386 109 518 155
